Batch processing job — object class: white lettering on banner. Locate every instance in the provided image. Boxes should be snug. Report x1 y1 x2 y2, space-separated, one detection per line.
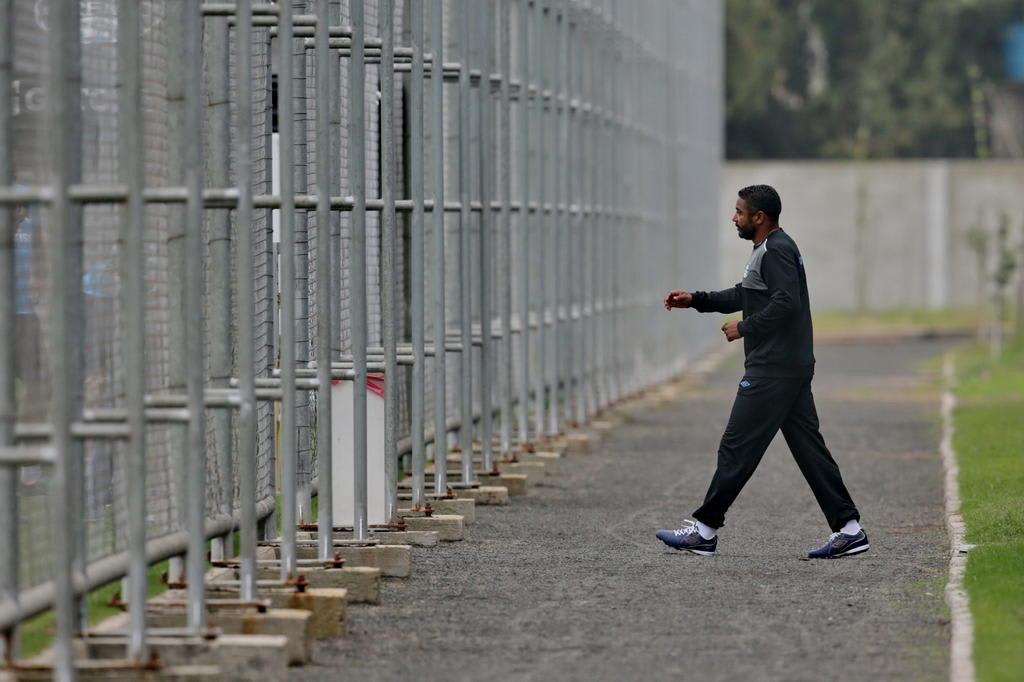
11 80 115 116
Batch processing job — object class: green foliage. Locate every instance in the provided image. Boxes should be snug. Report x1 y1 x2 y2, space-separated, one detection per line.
726 0 1024 158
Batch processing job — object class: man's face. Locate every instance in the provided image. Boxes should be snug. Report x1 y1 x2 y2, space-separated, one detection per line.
13 205 28 224
732 197 759 241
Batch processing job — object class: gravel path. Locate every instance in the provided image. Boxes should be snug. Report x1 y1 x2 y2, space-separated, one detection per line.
293 338 953 682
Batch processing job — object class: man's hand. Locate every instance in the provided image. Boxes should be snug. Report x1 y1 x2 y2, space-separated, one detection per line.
664 290 693 310
721 320 743 342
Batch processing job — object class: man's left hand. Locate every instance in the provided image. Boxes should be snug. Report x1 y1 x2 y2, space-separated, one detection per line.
721 320 742 342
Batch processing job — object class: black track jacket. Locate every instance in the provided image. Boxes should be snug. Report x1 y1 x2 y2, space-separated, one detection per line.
690 229 815 378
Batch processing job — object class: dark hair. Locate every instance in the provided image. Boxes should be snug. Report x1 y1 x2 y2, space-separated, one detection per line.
738 185 781 221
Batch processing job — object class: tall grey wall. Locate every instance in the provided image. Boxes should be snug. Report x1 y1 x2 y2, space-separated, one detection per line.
719 160 1024 311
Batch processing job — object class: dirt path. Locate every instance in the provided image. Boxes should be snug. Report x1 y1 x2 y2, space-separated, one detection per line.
294 338 953 682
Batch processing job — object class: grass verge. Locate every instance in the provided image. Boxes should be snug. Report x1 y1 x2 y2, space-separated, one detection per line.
18 560 170 660
951 338 1024 682
812 307 983 336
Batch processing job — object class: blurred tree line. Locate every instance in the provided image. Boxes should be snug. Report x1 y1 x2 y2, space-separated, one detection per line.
726 0 1024 159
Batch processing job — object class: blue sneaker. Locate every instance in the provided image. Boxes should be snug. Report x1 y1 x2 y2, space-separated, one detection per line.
807 530 870 559
655 521 717 556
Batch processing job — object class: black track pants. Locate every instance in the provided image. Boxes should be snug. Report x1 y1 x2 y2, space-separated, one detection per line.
692 375 860 532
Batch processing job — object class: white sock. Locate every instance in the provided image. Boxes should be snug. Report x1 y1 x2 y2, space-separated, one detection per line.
840 519 862 535
695 520 717 540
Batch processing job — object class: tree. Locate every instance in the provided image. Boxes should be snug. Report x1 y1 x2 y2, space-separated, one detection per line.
726 0 1024 159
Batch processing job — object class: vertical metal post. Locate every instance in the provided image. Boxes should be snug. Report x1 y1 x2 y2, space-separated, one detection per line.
599 7 612 408
546 1 562 437
381 0 400 524
532 0 546 439
498 0 513 458
477 0 495 474
328 0 342 365
47 0 84 674
314 0 335 559
349 0 370 541
184 0 208 632
610 1 622 401
118 0 148 660
516 0 531 450
559 3 572 427
457 0 475 483
589 9 602 409
561 6 577 425
206 12 235 563
293 0 313 524
47 0 81 667
430 0 449 497
278 0 298 579
410 0 427 509
0 0 18 662
234 0 259 602
572 7 585 427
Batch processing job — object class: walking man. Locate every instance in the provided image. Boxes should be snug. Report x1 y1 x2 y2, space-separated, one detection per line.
658 185 867 559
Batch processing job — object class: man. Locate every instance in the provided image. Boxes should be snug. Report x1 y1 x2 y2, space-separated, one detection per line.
657 185 867 560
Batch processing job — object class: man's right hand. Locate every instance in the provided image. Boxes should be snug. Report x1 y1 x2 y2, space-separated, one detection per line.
664 290 693 310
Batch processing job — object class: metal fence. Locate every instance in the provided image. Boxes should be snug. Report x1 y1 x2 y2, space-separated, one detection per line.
0 0 723 678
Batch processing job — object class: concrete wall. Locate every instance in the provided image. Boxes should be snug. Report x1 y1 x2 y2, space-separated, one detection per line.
717 160 1024 311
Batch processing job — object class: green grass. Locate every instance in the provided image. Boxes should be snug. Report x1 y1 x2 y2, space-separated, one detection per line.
812 307 983 335
18 561 170 660
951 338 1024 682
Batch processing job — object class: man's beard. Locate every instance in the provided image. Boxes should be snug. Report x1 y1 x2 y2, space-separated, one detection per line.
736 224 756 240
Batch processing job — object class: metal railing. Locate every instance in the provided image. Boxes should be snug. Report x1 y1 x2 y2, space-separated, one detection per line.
0 0 723 679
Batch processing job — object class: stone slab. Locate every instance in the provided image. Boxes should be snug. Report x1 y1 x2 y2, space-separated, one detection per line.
457 485 509 505
82 634 289 682
498 460 550 478
428 497 476 523
217 566 379 604
285 544 412 578
142 608 311 666
477 473 528 496
200 585 348 640
398 514 464 541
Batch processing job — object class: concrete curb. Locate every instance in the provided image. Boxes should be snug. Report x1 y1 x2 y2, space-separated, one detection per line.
941 354 976 682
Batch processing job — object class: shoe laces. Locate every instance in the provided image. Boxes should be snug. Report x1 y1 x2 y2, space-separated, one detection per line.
672 521 700 538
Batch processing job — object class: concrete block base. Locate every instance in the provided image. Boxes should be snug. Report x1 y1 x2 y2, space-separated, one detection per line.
143 608 312 666
457 485 509 505
285 588 348 639
219 566 379 604
498 460 550 478
299 527 441 547
520 451 563 474
201 585 348 640
428 496 476 523
398 513 465 541
283 543 412 577
590 415 623 432
539 436 569 452
564 431 597 453
82 634 289 681
2 662 220 681
477 472 528 496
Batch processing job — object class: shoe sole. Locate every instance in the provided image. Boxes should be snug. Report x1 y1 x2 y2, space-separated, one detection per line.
681 548 716 556
657 539 716 556
807 543 869 560
835 543 869 557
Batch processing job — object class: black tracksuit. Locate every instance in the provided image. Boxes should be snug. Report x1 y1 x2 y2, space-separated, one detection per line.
688 229 859 532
